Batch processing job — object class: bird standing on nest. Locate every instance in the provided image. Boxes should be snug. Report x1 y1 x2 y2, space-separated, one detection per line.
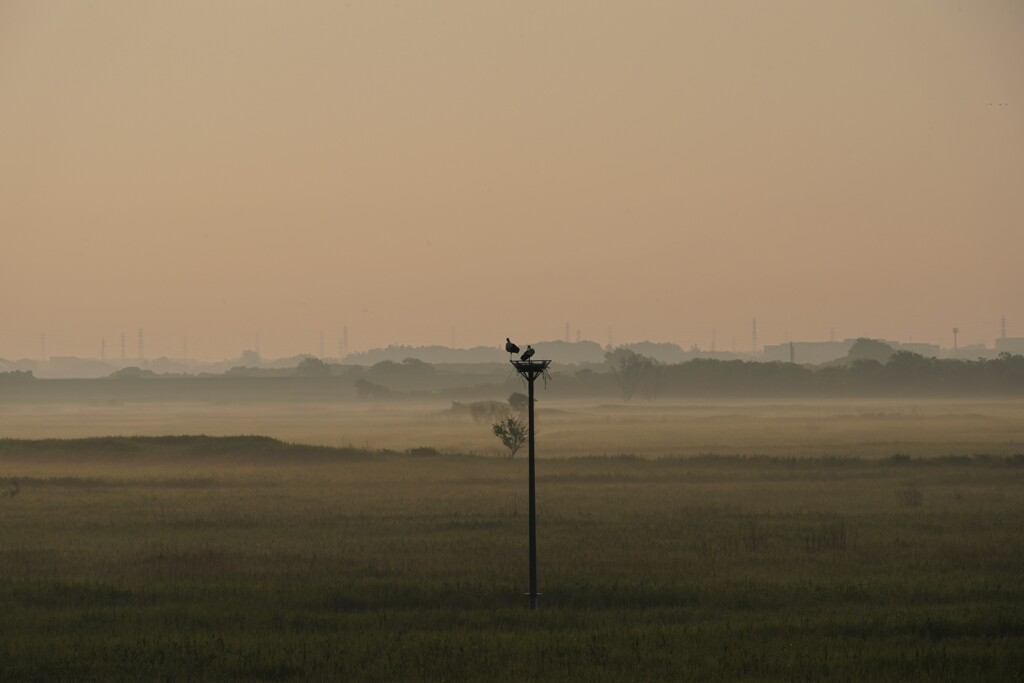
520 345 535 361
505 338 520 358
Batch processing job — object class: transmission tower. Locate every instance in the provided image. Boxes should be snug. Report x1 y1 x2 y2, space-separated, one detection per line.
751 318 758 355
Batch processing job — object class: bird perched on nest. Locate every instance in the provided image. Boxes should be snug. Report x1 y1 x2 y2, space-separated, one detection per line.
520 345 535 361
505 338 520 358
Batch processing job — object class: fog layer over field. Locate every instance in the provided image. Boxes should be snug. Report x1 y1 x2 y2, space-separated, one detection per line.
2 399 1023 460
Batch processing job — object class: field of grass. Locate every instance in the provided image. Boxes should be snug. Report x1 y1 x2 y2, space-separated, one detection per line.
2 416 1023 680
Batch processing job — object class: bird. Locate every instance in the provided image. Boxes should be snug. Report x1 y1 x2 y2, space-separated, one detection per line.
505 338 520 358
520 345 535 361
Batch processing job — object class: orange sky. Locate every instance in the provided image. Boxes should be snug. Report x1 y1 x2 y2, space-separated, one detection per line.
2 1 1022 360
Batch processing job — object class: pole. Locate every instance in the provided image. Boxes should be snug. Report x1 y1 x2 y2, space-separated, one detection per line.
527 372 538 610
511 358 549 610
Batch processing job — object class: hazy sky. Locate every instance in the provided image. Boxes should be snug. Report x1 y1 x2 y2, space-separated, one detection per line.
2 1 1022 360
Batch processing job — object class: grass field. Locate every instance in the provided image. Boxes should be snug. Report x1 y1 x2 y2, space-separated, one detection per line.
1 401 1023 680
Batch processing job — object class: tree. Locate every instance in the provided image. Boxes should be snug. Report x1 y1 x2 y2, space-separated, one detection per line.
605 348 660 401
508 392 528 415
354 378 393 399
492 415 527 458
846 338 896 364
368 357 435 378
296 357 331 377
239 349 261 367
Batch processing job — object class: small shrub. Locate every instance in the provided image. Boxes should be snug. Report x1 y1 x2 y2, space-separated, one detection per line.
896 486 923 507
469 400 508 424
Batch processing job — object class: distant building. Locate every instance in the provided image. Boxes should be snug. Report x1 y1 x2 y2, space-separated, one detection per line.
762 338 938 365
952 343 991 360
44 356 117 379
995 337 1024 355
761 340 857 364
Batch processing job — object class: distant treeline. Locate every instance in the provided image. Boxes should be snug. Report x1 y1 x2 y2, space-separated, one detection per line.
573 349 1024 400
3 348 1022 402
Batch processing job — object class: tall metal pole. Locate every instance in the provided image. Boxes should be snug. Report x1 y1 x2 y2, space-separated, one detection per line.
511 357 549 611
527 372 537 610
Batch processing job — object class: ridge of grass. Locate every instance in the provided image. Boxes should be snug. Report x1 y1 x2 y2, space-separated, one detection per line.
1 435 1022 468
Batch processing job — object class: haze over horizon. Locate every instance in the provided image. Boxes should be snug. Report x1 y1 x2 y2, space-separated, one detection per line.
3 1 1022 361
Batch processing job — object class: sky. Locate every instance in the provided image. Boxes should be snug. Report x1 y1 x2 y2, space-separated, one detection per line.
2 1 1022 361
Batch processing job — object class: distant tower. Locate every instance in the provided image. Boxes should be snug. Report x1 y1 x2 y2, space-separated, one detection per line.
120 332 126 360
342 325 349 354
565 322 570 343
1001 316 1007 339
830 328 835 342
789 341 795 364
451 325 455 348
319 330 325 358
39 333 46 361
711 329 717 353
751 318 758 355
137 328 144 360
952 327 959 353
255 333 261 356
101 338 106 361
182 337 188 360
576 330 581 343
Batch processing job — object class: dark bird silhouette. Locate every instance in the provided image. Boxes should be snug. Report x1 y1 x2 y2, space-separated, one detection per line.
520 345 535 361
505 338 520 357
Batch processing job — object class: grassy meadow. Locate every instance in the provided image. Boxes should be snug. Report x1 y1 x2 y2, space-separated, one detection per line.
1 400 1023 680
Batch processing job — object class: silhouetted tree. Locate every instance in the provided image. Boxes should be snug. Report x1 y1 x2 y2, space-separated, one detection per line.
296 357 331 377
846 338 896 364
605 348 660 401
492 415 527 457
368 358 435 378
239 349 261 366
508 392 528 415
354 378 392 399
